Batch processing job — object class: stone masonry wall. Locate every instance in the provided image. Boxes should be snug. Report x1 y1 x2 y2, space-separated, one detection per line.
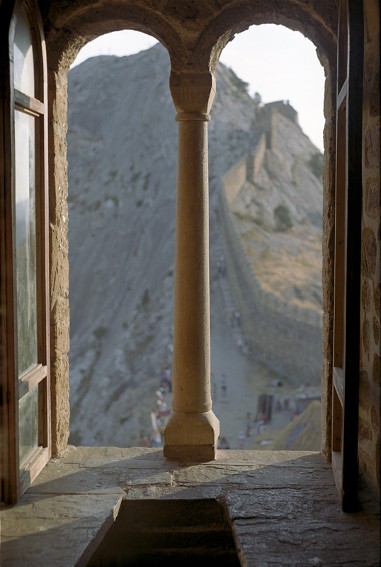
221 157 247 204
249 133 266 183
47 58 71 456
359 0 380 502
219 161 323 387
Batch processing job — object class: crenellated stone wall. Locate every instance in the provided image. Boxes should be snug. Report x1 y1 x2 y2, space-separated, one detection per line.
250 133 267 182
218 160 323 386
221 156 247 203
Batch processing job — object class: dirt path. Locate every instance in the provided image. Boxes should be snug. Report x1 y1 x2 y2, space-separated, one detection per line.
210 259 273 449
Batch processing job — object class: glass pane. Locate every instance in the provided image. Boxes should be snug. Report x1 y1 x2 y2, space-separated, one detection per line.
13 3 35 97
15 109 38 376
19 385 39 466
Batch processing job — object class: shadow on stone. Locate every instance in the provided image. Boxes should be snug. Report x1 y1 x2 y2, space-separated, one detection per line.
86 498 241 566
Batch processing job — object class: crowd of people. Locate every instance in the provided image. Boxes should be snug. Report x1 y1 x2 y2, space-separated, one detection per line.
137 365 292 450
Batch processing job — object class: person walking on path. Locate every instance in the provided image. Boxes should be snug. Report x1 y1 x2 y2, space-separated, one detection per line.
245 412 252 437
218 436 230 449
221 374 228 401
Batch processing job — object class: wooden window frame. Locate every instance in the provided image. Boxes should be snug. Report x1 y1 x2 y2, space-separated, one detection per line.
332 0 363 512
0 0 50 505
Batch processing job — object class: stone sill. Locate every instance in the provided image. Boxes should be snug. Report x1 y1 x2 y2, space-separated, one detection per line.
1 447 379 566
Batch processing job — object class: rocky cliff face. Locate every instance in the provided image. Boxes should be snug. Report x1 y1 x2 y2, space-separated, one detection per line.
68 44 323 447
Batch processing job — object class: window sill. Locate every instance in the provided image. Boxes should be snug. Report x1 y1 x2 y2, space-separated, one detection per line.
0 447 379 566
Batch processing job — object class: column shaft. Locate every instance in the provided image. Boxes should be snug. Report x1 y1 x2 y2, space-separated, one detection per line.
172 119 211 414
164 72 219 461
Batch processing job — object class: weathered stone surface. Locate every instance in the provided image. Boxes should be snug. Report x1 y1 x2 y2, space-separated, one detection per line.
233 516 380 567
373 315 380 345
1 493 123 567
373 353 380 385
362 227 378 276
365 125 380 168
50 355 70 455
362 279 372 310
360 1 380 505
374 282 381 318
365 177 380 219
1 448 379 567
363 318 371 356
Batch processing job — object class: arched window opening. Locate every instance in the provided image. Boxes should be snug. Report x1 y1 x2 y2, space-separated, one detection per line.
209 24 325 450
67 32 176 448
67 26 326 453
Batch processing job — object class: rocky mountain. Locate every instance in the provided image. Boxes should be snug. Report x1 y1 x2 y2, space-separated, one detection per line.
67 43 323 448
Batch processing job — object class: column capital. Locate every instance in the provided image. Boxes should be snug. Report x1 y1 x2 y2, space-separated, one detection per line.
170 71 216 119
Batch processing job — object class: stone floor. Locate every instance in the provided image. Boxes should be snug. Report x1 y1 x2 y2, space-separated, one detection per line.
1 448 379 566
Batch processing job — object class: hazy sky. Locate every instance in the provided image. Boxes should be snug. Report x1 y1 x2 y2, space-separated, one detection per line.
72 25 325 152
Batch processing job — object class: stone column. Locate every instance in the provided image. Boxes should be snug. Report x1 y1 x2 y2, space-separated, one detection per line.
164 72 220 461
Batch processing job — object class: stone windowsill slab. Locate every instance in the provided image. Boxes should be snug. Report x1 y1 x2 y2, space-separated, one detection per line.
0 447 379 567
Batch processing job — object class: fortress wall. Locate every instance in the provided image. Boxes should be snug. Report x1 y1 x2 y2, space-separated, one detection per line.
270 111 279 150
219 164 323 386
249 133 266 183
222 157 247 204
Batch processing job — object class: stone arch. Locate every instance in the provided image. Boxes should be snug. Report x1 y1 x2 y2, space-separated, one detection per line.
194 4 336 74
45 4 180 455
195 7 337 459
44 3 184 72
45 0 338 458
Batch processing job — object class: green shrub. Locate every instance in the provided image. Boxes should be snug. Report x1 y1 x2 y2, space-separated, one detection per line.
93 326 107 340
141 289 150 308
274 204 293 232
260 248 272 260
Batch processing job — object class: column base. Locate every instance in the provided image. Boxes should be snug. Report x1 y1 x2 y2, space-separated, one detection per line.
163 410 220 462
